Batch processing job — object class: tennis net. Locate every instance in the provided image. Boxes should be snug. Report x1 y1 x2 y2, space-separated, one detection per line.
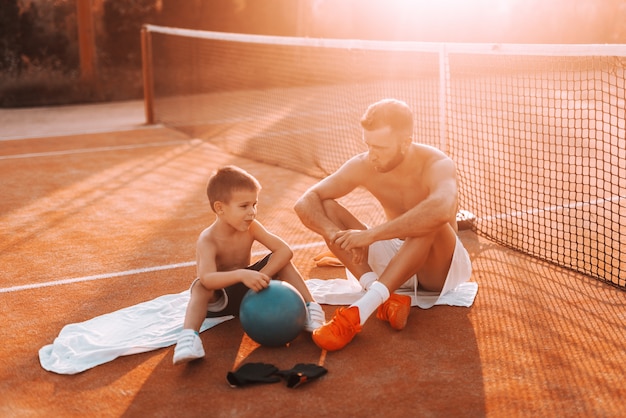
142 24 626 290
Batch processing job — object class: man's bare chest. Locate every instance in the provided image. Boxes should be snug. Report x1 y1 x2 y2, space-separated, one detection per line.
366 176 428 215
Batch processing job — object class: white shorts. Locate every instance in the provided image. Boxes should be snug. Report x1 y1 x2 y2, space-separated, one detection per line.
367 235 473 308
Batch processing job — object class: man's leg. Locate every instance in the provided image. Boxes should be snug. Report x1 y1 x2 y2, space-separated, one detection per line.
312 224 457 351
319 199 372 280
369 226 456 330
377 224 457 293
359 224 457 323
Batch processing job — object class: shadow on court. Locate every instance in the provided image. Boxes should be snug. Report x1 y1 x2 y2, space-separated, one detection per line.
2 103 625 416
120 306 485 417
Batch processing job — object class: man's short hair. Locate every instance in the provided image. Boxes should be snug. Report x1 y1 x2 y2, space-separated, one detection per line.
360 98 413 137
206 165 261 212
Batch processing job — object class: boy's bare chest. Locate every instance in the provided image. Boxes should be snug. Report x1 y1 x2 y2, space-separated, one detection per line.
215 235 254 271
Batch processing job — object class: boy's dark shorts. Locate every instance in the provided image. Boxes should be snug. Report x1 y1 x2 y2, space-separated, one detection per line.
204 253 274 318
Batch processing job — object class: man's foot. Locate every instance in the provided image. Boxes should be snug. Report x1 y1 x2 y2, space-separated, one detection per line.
304 301 325 332
173 329 205 365
376 293 411 330
312 306 361 351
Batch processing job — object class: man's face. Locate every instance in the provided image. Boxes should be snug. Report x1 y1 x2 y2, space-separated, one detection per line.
363 126 406 173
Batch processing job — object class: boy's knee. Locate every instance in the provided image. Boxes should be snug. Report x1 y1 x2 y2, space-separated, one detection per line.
190 279 216 299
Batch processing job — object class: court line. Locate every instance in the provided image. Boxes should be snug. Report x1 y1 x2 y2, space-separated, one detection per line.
0 241 326 294
0 139 195 160
0 123 160 142
4 192 622 294
7 192 623 294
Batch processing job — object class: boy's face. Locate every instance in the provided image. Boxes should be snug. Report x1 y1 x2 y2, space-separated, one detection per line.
218 189 258 231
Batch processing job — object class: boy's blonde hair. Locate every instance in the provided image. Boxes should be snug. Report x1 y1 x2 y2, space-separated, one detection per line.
206 166 261 212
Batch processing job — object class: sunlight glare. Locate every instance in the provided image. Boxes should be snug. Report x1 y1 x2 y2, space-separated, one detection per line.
347 0 519 42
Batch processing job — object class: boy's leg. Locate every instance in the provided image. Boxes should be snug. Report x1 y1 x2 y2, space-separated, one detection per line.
183 280 218 330
278 261 325 332
278 261 313 301
174 280 215 365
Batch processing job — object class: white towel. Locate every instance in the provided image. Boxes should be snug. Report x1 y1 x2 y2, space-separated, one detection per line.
306 276 478 308
39 268 477 375
39 291 233 375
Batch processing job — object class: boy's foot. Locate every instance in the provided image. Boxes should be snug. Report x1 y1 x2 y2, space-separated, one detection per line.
304 301 325 332
376 293 411 330
173 329 205 365
312 306 361 351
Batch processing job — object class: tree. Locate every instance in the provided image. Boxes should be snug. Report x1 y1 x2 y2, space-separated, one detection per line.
0 0 22 71
102 0 159 68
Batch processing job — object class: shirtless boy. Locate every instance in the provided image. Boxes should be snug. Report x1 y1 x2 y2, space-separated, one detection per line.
294 98 472 351
174 165 324 364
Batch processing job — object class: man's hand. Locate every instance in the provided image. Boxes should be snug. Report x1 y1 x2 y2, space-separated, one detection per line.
332 229 374 264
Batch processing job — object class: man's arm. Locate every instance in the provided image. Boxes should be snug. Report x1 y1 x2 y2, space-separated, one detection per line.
293 157 362 241
334 157 458 251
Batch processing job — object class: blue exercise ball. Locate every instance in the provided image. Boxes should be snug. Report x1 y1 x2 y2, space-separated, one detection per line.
239 280 307 347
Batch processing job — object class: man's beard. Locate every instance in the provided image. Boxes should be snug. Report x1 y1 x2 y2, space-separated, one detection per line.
373 150 406 173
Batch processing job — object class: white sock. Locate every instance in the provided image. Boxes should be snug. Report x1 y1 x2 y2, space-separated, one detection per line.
359 271 378 290
351 281 390 325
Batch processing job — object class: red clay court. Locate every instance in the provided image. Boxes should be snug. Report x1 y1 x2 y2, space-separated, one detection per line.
1 101 625 417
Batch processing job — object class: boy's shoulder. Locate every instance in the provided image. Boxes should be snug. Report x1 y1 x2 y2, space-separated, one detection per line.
197 221 257 251
197 224 215 240
196 224 220 250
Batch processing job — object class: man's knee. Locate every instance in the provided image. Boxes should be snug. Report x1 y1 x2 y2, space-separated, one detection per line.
321 199 339 215
323 199 367 231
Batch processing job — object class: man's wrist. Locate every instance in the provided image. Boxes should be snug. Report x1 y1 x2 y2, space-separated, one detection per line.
365 227 378 244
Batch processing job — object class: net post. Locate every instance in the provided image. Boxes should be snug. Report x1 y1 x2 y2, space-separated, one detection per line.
438 44 449 153
141 25 155 125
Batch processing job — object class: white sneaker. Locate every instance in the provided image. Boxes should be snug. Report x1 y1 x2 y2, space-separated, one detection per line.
304 301 325 332
173 329 205 365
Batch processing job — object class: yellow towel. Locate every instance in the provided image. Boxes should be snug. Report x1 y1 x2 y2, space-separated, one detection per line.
313 250 343 267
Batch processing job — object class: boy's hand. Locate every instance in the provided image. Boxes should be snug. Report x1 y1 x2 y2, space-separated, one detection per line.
241 270 271 292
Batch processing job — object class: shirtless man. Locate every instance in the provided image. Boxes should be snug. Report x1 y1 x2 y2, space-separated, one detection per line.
294 98 471 351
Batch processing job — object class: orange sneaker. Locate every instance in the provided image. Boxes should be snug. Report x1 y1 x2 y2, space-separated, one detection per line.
376 294 411 330
312 306 362 351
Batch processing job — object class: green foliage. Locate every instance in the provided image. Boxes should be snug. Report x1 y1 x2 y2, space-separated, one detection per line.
1 0 625 108
0 0 24 72
18 1 77 72
101 0 159 67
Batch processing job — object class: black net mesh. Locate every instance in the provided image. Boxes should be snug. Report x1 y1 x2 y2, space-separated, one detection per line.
144 25 626 289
